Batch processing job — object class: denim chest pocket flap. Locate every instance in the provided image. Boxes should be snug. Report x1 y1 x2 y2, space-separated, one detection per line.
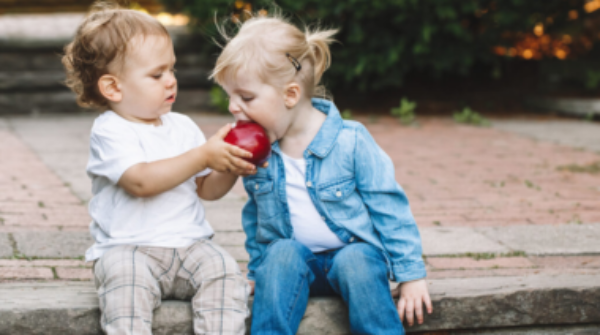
249 179 274 195
248 179 281 221
317 179 356 201
317 178 364 219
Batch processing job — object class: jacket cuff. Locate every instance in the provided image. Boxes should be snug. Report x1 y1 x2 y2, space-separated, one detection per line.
390 259 427 283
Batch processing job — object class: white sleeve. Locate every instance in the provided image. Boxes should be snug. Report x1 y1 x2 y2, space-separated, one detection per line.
191 121 212 178
87 124 146 184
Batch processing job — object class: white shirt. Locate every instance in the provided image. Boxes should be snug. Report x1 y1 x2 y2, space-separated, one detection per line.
85 111 213 261
281 152 346 253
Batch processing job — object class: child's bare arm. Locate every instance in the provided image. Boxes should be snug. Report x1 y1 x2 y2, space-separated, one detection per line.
119 124 254 197
196 171 238 201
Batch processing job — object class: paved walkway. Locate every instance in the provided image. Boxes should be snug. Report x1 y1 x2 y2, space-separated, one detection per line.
1 113 600 282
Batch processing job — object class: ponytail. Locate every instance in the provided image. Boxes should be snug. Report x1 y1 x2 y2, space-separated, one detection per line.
305 28 337 89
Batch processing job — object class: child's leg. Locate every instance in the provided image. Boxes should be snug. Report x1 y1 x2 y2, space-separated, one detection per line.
327 243 404 335
251 239 318 335
94 245 180 335
177 239 250 335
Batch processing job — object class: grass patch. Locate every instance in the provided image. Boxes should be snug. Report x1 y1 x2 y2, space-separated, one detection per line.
557 161 600 174
436 251 527 260
453 107 490 127
391 97 417 125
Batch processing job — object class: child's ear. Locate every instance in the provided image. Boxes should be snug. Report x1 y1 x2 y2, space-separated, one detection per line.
98 74 123 103
283 82 301 109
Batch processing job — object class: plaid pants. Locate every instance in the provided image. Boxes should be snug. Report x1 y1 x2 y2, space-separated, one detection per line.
93 239 250 335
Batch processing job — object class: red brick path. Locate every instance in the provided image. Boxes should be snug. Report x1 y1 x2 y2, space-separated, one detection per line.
2 116 600 281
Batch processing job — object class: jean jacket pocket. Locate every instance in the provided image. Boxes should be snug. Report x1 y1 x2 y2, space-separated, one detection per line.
317 178 363 219
248 179 281 220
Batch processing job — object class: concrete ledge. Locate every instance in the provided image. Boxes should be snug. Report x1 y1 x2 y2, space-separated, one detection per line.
526 97 600 117
1 274 600 334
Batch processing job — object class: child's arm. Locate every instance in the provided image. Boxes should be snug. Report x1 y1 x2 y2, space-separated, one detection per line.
119 124 255 197
195 171 237 201
353 124 431 324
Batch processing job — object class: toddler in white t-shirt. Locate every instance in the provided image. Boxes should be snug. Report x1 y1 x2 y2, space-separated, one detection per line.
62 3 253 335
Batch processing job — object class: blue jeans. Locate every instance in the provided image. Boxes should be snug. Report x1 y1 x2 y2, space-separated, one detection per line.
251 240 404 335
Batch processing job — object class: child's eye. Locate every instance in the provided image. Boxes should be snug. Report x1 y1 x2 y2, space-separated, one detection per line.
152 74 162 79
242 96 254 102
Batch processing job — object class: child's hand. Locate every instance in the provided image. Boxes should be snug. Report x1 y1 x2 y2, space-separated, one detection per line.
203 124 257 175
395 279 432 327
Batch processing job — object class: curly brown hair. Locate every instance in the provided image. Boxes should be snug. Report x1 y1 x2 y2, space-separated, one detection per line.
62 1 170 109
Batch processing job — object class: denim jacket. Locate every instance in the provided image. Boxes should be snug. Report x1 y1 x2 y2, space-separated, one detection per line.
241 98 426 283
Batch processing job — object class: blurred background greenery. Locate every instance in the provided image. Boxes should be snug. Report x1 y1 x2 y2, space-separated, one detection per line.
3 0 600 116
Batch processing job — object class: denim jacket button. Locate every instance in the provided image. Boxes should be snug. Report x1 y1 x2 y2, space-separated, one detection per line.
349 237 355 242
306 181 312 187
336 191 342 197
255 184 259 190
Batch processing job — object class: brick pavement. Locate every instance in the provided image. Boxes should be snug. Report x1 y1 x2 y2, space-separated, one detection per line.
1 114 600 282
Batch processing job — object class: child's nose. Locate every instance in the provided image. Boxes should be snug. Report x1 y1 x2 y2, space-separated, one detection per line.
165 73 177 88
229 101 250 121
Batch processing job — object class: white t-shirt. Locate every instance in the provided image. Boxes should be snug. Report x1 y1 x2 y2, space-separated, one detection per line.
281 152 346 253
85 111 213 261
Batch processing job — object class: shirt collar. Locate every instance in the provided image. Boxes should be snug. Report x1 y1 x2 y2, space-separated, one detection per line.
272 98 343 158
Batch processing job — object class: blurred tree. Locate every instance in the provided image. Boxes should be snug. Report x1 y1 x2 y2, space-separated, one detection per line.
160 0 591 92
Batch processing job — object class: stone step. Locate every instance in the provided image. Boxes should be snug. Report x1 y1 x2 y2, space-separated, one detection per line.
0 68 211 92
0 88 211 115
3 222 600 262
1 274 599 334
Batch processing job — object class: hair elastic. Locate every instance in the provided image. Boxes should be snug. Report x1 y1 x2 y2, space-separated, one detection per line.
285 53 302 71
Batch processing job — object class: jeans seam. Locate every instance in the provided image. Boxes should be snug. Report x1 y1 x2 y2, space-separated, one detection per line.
286 271 308 324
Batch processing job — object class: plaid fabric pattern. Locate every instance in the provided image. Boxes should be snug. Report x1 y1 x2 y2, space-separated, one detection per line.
93 239 250 335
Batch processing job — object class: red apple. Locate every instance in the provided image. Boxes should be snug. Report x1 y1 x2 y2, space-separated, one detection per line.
224 120 272 166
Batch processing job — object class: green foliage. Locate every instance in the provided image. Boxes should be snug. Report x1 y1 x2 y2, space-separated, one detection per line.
160 0 586 92
209 86 229 114
391 97 417 125
585 71 600 90
453 106 490 126
341 109 353 120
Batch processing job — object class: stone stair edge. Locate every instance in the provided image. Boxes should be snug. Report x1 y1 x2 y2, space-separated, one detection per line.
1 273 600 334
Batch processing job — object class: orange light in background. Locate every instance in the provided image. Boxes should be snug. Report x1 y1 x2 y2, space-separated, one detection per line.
562 35 572 44
555 49 567 59
569 10 579 20
493 46 507 56
235 1 245 9
522 49 534 59
534 23 544 37
585 0 600 13
155 13 190 26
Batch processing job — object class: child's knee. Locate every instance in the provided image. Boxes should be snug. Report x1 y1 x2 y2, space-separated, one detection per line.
94 246 155 286
331 243 387 281
263 239 311 265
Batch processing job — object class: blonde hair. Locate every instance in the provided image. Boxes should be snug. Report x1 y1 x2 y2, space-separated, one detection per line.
211 11 337 98
62 1 170 109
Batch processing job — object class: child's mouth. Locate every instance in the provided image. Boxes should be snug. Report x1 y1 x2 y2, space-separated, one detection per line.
166 94 176 103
